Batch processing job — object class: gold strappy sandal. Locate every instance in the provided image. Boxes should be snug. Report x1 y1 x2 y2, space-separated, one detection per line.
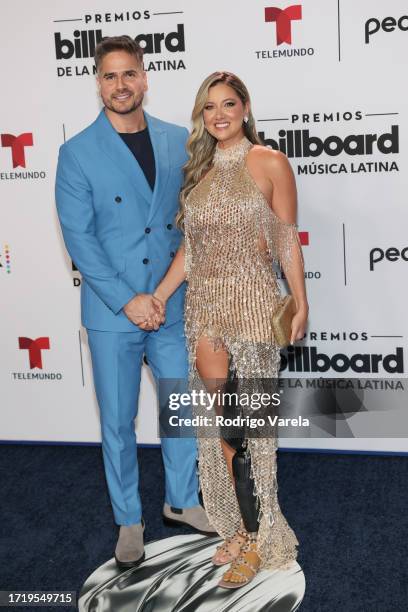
218 533 261 588
212 527 248 566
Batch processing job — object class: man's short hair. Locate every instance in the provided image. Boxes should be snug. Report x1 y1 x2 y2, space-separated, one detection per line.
94 35 144 71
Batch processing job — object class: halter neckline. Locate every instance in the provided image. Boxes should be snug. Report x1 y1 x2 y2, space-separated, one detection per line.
213 136 252 165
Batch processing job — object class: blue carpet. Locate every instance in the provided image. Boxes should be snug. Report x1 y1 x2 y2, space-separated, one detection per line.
0 445 406 611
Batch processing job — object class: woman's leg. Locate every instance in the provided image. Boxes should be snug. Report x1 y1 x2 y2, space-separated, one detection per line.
195 336 237 480
195 336 247 562
195 337 262 586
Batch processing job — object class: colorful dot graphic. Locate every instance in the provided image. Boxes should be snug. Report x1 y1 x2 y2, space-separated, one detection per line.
4 244 11 274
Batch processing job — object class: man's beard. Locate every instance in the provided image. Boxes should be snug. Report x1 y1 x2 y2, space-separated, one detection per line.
105 91 144 115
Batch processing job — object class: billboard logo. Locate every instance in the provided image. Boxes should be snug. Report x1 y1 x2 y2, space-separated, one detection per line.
265 5 302 45
281 346 404 374
55 26 185 60
54 12 187 77
259 126 399 158
18 337 50 369
1 133 33 168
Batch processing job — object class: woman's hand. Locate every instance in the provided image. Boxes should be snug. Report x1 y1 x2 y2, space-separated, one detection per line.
152 293 166 321
290 304 308 345
137 294 166 331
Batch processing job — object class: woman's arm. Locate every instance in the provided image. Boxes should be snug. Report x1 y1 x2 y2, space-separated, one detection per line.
153 242 187 305
247 147 308 344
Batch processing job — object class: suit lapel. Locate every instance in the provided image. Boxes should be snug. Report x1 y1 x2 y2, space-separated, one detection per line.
96 109 153 206
145 113 170 224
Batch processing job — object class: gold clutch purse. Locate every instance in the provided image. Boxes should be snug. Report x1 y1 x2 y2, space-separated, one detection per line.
272 295 297 348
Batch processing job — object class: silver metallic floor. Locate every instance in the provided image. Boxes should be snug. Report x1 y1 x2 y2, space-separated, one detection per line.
79 534 305 611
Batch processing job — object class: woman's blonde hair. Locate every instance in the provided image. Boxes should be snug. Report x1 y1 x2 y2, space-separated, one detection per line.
176 71 262 228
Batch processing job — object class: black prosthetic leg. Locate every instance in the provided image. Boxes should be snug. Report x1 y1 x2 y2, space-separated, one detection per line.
221 362 260 534
232 445 260 533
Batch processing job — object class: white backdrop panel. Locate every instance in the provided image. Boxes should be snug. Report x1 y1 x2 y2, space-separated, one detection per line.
1 0 407 452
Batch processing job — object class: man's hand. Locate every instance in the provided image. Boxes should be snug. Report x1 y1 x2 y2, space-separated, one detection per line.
141 295 165 330
123 294 165 330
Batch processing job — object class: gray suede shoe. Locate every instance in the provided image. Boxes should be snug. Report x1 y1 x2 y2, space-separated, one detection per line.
114 520 145 570
163 503 218 535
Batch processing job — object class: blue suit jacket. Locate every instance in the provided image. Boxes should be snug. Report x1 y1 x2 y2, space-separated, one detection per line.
55 110 188 331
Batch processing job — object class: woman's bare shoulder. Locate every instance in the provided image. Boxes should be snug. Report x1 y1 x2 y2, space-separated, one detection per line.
247 144 292 176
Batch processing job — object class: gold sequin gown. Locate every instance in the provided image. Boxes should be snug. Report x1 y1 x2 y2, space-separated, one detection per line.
183 136 303 569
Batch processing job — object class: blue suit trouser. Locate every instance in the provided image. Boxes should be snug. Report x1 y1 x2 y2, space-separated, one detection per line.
87 319 199 525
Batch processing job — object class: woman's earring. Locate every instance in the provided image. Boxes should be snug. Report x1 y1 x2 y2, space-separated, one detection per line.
243 116 249 124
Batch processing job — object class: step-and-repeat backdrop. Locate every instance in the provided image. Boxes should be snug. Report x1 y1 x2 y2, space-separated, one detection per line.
1 0 407 452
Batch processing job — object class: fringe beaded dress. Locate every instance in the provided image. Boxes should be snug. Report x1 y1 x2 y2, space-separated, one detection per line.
183 136 303 569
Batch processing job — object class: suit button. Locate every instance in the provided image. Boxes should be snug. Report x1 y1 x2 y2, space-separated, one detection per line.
142 258 149 264
167 223 173 230
170 251 175 258
145 227 151 234
115 196 122 203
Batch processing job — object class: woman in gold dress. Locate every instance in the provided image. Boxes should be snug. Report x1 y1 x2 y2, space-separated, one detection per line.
153 71 308 588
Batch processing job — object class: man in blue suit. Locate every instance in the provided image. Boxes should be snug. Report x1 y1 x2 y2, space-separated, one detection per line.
55 36 215 569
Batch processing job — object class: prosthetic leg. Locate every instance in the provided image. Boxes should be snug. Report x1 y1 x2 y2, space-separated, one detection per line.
232 445 259 533
222 364 260 533
218 366 261 588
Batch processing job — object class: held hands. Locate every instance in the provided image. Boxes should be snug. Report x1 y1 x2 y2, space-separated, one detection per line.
123 294 166 331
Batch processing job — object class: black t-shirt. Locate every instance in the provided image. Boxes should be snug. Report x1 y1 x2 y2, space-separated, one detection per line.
119 128 156 191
